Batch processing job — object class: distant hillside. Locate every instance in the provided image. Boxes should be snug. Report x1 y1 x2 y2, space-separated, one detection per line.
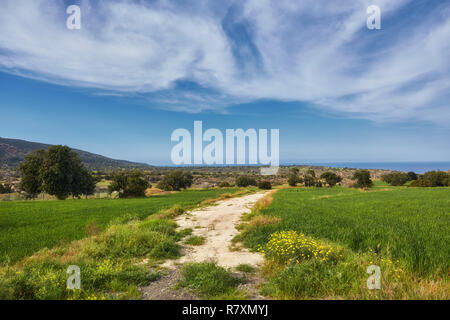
0 137 152 170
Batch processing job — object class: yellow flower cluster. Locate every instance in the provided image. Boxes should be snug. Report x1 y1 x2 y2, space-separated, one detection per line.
259 231 342 264
94 259 123 277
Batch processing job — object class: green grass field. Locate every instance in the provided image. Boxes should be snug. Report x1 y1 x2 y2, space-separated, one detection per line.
243 186 450 276
0 188 238 264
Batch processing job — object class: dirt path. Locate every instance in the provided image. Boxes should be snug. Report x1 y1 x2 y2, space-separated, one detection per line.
141 191 268 300
164 191 267 269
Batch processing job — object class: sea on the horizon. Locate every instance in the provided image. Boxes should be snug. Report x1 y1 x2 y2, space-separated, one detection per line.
297 162 450 174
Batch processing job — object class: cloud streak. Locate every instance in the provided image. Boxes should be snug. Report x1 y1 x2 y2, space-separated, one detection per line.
0 0 449 123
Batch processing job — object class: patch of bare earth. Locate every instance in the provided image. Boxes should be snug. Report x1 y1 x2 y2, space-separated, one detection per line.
140 192 268 300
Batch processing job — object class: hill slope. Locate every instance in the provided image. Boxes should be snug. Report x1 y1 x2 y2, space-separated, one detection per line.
0 137 152 170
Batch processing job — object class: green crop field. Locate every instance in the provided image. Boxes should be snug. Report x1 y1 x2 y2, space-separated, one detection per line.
244 186 450 276
0 188 238 264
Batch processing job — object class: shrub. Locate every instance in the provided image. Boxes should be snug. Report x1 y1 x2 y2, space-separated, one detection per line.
287 175 298 187
381 172 409 186
407 171 418 181
409 171 449 187
351 170 373 188
218 181 232 188
421 171 449 187
319 172 342 187
177 262 242 298
409 179 434 187
303 175 316 187
0 183 13 194
258 181 272 190
108 170 150 198
157 170 193 191
235 176 257 187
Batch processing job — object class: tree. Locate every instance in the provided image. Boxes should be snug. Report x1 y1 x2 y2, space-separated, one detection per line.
109 170 150 197
381 172 409 186
352 170 373 188
157 170 192 191
19 150 45 199
19 145 96 200
303 174 316 187
72 166 97 199
320 172 342 187
40 146 79 200
407 171 418 181
306 169 316 178
287 174 298 187
235 176 257 187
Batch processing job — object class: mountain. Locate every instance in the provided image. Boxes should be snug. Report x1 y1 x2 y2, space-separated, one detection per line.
0 137 152 170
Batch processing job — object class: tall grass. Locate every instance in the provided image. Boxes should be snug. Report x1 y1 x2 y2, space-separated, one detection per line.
242 186 450 276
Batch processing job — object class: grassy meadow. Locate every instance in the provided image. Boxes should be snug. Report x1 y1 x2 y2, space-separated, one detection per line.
0 188 239 264
239 184 450 299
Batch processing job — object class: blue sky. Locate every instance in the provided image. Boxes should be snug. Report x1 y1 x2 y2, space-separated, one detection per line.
0 0 449 165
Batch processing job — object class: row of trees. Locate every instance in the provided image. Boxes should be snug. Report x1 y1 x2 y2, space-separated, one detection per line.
19 146 96 200
234 176 272 189
287 168 344 188
106 170 195 198
287 169 374 189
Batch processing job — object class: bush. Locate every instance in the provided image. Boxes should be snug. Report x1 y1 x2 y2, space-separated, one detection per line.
287 175 298 187
258 181 272 190
303 175 316 187
407 171 418 181
157 170 193 191
177 262 242 298
422 171 449 187
218 181 232 188
409 171 449 187
235 176 257 187
351 170 373 188
381 172 409 186
0 183 12 194
108 170 149 198
319 172 342 187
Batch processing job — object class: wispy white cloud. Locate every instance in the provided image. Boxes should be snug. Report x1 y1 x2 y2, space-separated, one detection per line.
0 0 449 122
